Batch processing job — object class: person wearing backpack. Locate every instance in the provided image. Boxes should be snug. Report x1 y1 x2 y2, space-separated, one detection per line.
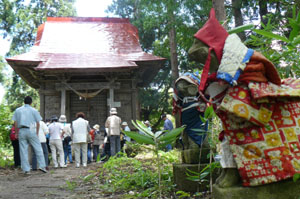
59 115 73 165
31 119 49 171
10 125 20 167
92 124 104 162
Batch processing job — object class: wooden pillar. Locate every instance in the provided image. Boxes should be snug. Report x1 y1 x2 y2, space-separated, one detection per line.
66 91 70 123
107 80 121 112
39 84 45 120
61 88 66 116
131 79 138 120
108 88 114 110
136 88 140 120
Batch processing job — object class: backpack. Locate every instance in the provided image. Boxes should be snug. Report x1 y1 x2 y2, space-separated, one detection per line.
10 126 17 141
63 136 72 145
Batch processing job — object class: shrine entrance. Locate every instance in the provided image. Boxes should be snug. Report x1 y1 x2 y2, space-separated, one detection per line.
69 90 108 126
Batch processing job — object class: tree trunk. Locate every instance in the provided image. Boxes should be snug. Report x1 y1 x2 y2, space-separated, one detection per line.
168 11 179 87
212 0 226 22
259 0 268 27
232 0 246 41
168 1 180 128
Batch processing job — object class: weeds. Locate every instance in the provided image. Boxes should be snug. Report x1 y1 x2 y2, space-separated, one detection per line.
0 146 14 168
76 149 180 198
65 180 77 191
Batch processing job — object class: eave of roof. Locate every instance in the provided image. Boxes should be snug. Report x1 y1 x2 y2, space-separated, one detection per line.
6 17 165 71
6 17 166 88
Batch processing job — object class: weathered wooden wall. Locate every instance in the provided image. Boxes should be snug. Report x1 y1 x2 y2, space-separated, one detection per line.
40 79 138 129
69 90 108 127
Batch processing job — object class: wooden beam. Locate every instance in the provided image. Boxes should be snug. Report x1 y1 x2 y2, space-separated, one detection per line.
39 84 45 120
107 88 121 109
55 82 120 91
61 88 66 115
131 79 137 121
39 90 60 96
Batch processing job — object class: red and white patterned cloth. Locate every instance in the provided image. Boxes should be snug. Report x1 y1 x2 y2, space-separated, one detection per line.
217 80 300 186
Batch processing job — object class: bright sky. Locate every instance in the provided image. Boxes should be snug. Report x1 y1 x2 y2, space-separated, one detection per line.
0 37 10 103
75 0 114 17
0 0 115 103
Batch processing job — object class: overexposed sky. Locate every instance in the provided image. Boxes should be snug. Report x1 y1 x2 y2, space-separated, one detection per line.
0 37 10 103
75 0 114 17
0 0 115 103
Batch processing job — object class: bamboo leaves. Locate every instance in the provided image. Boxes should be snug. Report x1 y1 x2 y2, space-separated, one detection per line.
124 120 185 148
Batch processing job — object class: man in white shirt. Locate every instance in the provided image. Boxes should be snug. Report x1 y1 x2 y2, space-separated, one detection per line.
12 96 47 174
48 116 66 168
105 108 122 156
59 115 73 164
32 119 49 170
71 112 91 168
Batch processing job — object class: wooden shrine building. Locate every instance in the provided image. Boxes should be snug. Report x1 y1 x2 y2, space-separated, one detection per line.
6 17 165 127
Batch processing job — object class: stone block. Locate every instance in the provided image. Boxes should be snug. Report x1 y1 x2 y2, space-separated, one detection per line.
181 148 211 164
173 163 219 193
213 179 300 199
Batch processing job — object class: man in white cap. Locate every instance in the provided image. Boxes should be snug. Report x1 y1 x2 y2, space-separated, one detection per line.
105 108 122 156
121 121 131 149
144 120 152 131
59 115 73 165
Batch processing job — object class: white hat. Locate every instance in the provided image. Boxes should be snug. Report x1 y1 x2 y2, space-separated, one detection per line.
93 124 100 131
144 120 150 125
59 115 67 122
110 107 117 115
122 121 128 126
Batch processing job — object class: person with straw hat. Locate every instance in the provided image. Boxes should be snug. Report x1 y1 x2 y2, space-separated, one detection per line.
92 124 104 162
59 115 73 164
105 108 122 156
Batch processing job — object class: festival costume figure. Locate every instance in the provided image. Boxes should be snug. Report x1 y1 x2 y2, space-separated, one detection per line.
190 8 300 186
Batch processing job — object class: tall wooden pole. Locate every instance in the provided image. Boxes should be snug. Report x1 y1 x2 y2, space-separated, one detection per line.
212 0 226 22
60 88 66 116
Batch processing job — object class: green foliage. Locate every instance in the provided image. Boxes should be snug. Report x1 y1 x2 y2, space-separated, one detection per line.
124 142 145 157
107 0 213 123
176 190 191 198
1 0 76 55
122 120 184 198
247 4 300 78
293 173 300 182
185 162 221 182
0 104 12 146
0 0 77 111
198 105 221 151
0 56 6 83
228 24 254 34
97 150 179 198
126 120 185 149
4 72 40 111
65 180 77 191
0 147 14 168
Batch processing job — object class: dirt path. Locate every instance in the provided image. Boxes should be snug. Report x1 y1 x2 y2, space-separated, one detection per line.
0 163 105 199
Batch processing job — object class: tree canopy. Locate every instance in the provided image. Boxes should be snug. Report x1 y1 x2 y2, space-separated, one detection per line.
107 0 300 128
0 0 299 127
0 0 77 110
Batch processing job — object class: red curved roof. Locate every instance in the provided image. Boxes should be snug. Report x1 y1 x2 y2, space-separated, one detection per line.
7 17 165 71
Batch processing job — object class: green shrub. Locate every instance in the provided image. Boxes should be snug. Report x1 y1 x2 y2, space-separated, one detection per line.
0 104 12 147
0 146 14 168
97 150 180 198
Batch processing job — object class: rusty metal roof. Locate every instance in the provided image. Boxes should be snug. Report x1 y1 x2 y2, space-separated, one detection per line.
6 17 165 71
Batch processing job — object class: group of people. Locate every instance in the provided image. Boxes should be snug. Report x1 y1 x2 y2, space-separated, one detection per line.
10 96 133 174
11 96 174 174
